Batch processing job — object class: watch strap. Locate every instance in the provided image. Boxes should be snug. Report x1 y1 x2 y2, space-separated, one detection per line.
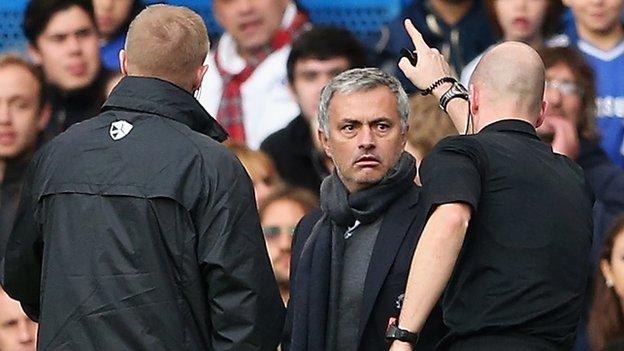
385 319 419 346
439 81 469 113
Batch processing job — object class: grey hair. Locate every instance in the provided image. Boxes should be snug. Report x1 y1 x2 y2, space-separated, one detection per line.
317 67 410 135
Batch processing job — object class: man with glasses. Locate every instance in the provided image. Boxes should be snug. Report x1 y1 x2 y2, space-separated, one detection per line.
259 186 318 303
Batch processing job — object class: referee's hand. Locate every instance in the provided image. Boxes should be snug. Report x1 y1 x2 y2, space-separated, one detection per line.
398 19 454 93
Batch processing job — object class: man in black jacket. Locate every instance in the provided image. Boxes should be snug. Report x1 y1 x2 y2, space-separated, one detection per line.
389 21 593 351
4 5 284 350
285 68 446 351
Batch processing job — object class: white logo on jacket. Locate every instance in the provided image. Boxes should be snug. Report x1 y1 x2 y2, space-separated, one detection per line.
109 120 133 140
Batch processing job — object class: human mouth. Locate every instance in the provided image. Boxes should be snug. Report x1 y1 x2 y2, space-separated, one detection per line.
67 62 87 76
0 131 16 145
354 154 381 167
512 17 529 30
240 19 262 34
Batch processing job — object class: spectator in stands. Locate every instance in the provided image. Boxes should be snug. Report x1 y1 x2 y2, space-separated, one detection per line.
537 46 624 265
383 0 495 92
92 0 144 72
227 142 282 205
461 0 563 85
0 54 50 259
0 287 37 351
404 94 457 176
260 26 366 195
197 0 310 149
259 186 318 303
588 214 624 351
560 0 624 169
23 0 117 139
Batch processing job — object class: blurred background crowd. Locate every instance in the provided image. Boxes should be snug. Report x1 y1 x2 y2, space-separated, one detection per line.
1 0 624 350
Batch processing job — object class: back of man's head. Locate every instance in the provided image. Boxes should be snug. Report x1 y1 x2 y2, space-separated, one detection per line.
470 42 545 129
286 26 366 84
123 5 209 90
23 0 96 45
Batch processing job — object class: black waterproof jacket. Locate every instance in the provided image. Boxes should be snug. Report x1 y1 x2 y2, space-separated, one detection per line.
4 76 285 350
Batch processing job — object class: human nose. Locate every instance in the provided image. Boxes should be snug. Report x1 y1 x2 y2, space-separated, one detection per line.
18 320 34 344
358 126 375 150
236 0 254 14
279 230 292 252
66 35 82 54
99 0 114 11
545 84 562 108
0 103 11 125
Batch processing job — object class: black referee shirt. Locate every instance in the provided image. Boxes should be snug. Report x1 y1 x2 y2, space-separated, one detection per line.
419 119 593 349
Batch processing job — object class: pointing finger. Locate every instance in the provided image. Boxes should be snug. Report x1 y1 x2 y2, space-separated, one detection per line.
404 19 429 52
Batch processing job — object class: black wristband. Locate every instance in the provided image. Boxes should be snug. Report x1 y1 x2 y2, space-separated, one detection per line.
386 320 419 346
421 76 456 96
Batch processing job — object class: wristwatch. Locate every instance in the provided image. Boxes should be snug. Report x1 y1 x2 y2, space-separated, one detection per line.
439 80 469 113
385 319 419 346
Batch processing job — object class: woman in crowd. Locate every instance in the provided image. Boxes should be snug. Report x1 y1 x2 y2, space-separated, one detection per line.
259 186 318 303
461 0 563 84
227 142 282 206
93 0 144 71
589 215 624 351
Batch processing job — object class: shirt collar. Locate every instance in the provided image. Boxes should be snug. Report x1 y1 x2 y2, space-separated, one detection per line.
479 119 540 140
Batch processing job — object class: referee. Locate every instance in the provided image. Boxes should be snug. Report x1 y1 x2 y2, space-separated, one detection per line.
387 20 593 351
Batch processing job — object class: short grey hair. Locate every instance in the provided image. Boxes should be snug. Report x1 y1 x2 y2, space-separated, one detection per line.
317 67 410 135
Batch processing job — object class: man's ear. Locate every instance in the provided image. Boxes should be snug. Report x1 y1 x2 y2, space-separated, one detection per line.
119 49 129 76
535 100 548 128
28 44 42 65
192 64 209 93
37 103 52 132
317 128 332 159
469 83 478 116
401 124 409 148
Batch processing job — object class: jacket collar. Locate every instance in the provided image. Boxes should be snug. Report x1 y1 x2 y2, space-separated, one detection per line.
479 119 540 141
102 76 228 142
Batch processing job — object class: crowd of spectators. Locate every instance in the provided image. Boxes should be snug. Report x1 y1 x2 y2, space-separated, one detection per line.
1 0 624 350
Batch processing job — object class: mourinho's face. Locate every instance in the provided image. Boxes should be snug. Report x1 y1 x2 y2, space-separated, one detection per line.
0 291 37 351
261 199 306 285
320 86 407 193
30 5 101 91
0 64 48 159
213 0 289 54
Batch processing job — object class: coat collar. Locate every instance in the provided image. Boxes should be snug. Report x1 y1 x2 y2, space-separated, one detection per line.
357 184 420 340
479 119 540 141
102 76 228 142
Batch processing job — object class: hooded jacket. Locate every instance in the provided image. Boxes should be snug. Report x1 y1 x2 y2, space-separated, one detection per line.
4 76 285 350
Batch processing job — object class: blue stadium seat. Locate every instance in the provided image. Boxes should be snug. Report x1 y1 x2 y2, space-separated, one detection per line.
0 0 406 55
0 0 28 53
297 0 403 50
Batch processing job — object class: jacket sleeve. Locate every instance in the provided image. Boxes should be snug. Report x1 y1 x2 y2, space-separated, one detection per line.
3 156 43 321
194 154 285 351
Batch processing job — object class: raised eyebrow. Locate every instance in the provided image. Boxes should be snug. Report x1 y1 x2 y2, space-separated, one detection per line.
370 117 393 124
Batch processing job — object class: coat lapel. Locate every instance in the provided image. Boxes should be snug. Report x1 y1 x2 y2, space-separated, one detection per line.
356 185 420 341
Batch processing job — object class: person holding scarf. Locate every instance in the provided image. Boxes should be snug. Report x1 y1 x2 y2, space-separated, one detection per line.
284 68 447 351
197 0 310 149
